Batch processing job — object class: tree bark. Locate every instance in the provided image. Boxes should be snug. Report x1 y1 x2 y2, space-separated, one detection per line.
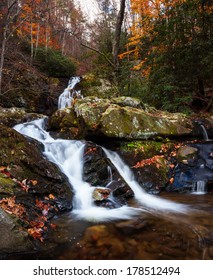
0 0 21 96
112 0 126 71
0 29 8 96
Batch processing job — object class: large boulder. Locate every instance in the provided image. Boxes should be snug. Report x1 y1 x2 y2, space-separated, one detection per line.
112 140 174 194
0 125 73 254
82 142 134 207
0 208 34 254
0 107 45 127
0 124 72 210
176 146 198 166
48 96 194 140
166 142 213 192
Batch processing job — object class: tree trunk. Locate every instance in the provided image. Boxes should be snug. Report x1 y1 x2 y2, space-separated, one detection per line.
112 0 126 71
0 29 8 96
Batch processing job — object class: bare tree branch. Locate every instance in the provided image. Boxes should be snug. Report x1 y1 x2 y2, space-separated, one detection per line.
81 42 115 67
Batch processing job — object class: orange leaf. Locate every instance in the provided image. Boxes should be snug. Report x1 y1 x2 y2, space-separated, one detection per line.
49 194 55 200
30 179 38 186
0 166 7 171
169 177 174 184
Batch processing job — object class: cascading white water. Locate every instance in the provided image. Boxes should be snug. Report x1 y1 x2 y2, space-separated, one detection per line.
58 76 82 109
14 119 142 221
13 77 188 221
196 181 206 193
192 180 206 195
107 166 113 182
103 149 187 213
200 124 209 141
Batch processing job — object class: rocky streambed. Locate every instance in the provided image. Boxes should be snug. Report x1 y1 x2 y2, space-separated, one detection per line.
0 96 213 259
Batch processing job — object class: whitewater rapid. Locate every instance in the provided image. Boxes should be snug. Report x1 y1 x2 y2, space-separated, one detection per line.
13 77 188 222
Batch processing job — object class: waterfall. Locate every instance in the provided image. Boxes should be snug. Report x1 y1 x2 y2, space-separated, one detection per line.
200 124 209 141
107 166 113 183
13 77 188 222
103 149 187 212
14 119 142 221
58 76 82 109
193 180 206 195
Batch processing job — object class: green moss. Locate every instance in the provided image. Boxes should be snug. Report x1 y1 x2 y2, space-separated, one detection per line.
0 173 16 196
61 111 79 128
120 140 162 157
0 173 16 188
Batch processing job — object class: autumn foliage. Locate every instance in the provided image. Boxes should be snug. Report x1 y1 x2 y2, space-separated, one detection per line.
0 166 57 241
119 0 213 112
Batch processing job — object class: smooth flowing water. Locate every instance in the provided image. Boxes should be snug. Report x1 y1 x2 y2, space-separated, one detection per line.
58 76 82 109
14 118 187 222
12 78 213 260
200 124 209 141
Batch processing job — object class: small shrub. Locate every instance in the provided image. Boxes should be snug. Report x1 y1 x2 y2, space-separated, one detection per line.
34 47 76 78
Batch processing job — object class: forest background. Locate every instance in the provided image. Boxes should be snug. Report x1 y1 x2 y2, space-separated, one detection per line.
0 0 212 114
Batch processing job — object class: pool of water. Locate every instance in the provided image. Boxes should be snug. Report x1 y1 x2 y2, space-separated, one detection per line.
21 192 212 260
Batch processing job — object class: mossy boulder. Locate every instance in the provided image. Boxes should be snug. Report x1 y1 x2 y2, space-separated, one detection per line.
0 124 73 255
47 107 83 139
0 125 72 208
0 107 45 127
75 97 111 128
112 96 144 108
48 96 194 140
100 105 192 139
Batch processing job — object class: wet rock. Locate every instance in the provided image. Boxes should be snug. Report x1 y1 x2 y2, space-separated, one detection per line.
0 124 74 255
0 208 34 254
0 125 73 215
94 200 118 209
167 142 213 192
0 173 16 196
92 187 111 201
208 246 213 258
83 144 110 186
109 181 134 199
176 146 198 166
116 143 170 194
115 218 149 234
0 107 45 127
0 125 71 199
82 142 134 206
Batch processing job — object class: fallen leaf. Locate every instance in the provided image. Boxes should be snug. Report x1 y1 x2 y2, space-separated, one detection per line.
169 177 174 184
30 179 38 186
49 194 55 200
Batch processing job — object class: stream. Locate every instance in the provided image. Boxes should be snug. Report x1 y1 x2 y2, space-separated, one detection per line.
12 77 213 260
